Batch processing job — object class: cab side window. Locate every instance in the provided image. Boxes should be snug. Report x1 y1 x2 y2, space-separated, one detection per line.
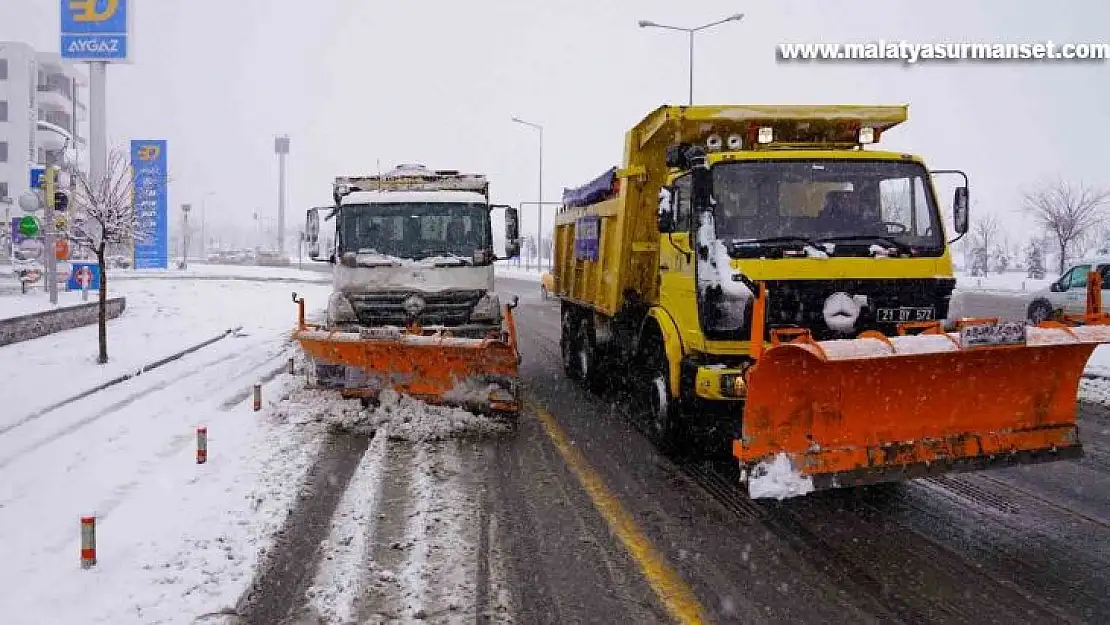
1067 265 1092 289
1100 265 1110 286
672 174 692 231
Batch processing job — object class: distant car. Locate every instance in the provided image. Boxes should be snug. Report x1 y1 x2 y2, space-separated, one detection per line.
256 251 291 267
1027 257 1110 324
540 271 555 299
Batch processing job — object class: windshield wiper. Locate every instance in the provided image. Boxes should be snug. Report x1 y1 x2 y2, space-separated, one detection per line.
729 236 820 248
813 235 913 255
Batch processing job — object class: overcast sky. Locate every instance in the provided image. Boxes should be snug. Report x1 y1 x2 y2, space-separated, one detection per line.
3 0 1108 248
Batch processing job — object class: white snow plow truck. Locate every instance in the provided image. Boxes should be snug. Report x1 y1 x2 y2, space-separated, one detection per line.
294 163 523 415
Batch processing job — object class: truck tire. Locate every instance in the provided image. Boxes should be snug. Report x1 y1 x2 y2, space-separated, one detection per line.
561 307 580 380
576 317 604 392
633 330 688 455
1027 298 1055 325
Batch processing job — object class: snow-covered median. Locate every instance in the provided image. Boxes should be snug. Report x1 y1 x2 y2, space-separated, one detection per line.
0 372 328 624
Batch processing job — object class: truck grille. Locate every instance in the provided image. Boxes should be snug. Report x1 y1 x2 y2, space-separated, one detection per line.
704 278 957 342
346 289 483 327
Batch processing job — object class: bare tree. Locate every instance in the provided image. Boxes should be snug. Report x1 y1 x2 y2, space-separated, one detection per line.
71 148 146 364
970 212 1000 275
1022 177 1110 273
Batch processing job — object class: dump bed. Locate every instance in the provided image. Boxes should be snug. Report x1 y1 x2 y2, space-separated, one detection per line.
552 104 909 316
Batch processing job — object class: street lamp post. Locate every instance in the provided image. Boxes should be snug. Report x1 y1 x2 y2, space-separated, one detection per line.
511 116 543 272
638 13 745 105
181 203 192 269
200 191 215 258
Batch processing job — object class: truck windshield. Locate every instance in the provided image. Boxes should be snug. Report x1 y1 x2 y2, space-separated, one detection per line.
709 160 945 252
339 202 490 259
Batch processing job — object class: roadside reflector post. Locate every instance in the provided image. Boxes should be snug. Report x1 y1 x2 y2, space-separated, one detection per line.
80 516 97 568
253 383 262 411
288 357 295 374
196 426 208 464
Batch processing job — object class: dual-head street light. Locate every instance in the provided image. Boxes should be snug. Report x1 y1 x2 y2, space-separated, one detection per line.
638 13 745 105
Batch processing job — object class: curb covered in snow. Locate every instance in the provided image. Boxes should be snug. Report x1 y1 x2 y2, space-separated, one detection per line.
0 325 244 436
0 296 127 347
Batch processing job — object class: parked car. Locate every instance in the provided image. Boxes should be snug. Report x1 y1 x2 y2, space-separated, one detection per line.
1027 256 1110 323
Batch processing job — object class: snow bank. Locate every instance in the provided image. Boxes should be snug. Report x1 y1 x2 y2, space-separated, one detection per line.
494 262 545 283
746 453 815 500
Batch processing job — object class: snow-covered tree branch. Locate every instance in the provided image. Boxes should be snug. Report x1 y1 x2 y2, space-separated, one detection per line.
1022 177 1110 273
70 147 146 364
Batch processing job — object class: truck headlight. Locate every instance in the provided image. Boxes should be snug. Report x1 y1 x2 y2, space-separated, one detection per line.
470 293 501 322
327 292 357 325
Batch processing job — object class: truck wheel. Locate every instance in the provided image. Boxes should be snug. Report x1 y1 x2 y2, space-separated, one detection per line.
561 308 580 380
1027 299 1054 325
634 333 687 455
576 318 603 391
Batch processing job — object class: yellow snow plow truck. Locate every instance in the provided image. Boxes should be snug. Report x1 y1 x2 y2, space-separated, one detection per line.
551 104 1110 496
294 163 523 415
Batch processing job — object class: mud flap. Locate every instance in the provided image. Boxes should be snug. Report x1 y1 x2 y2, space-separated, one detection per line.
734 324 1110 490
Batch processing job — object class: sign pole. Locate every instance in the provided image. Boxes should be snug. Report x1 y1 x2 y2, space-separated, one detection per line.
44 167 58 305
88 63 107 192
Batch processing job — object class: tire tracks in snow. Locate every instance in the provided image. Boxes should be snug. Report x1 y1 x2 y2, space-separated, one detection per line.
235 433 511 625
0 335 290 470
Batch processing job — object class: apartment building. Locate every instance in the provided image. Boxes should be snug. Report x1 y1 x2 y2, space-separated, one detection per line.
0 41 88 254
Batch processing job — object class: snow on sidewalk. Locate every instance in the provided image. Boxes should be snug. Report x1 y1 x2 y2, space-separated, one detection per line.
0 370 327 625
3 279 330 426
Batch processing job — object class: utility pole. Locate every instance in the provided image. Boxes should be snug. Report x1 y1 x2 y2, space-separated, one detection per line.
275 135 290 256
181 203 191 269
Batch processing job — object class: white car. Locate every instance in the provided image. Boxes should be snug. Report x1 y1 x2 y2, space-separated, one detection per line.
1027 256 1110 323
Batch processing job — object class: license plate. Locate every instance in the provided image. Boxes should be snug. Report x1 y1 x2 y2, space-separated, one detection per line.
959 320 1027 348
877 307 934 322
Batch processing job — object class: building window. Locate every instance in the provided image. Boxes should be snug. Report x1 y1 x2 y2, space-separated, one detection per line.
0 100 7 122
0 182 8 200
0 142 8 162
0 59 8 80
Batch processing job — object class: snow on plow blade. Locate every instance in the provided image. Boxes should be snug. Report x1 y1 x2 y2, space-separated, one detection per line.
291 295 522 415
735 322 1110 494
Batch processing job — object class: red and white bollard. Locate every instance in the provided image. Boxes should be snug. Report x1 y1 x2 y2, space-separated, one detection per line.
80 516 97 568
196 426 207 464
252 383 262 411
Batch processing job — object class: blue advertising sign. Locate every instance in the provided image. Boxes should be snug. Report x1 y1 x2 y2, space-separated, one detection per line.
66 262 102 291
10 217 24 245
60 0 129 62
30 166 45 189
574 215 601 261
131 140 168 269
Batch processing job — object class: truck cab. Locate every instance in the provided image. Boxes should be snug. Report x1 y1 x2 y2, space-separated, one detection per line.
304 164 520 337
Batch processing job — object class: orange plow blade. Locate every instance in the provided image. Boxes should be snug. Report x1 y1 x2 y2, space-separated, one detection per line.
291 295 522 414
734 322 1110 493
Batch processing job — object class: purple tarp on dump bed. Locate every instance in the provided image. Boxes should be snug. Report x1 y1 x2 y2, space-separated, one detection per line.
562 167 618 208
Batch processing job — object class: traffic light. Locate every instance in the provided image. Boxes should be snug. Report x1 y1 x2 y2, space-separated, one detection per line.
54 190 69 212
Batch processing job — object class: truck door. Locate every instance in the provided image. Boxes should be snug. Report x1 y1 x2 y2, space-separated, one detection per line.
659 174 701 346
1062 263 1092 314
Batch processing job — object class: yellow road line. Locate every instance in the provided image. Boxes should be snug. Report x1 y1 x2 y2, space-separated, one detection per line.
527 399 709 624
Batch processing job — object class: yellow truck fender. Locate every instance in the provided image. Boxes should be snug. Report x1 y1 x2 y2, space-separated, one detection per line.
640 308 685 399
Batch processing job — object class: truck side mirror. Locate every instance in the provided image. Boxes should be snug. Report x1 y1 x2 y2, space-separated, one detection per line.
491 205 521 260
305 208 321 259
953 186 969 234
691 165 712 213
